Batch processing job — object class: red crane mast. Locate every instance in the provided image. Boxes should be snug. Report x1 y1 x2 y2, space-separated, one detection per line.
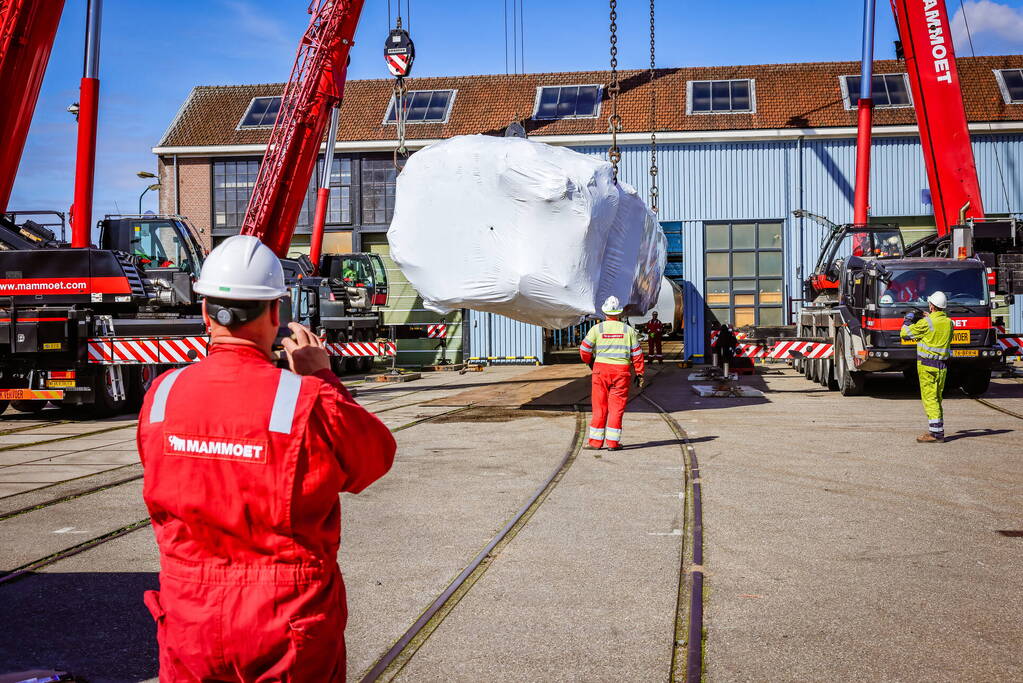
0 0 66 214
240 0 366 259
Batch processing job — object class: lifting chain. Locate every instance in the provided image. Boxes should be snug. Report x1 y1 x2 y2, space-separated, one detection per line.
392 77 409 171
607 0 622 183
648 0 659 215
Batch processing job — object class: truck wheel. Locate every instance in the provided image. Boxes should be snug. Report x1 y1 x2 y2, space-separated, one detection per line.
0 400 8 416
902 366 918 386
837 339 865 396
825 359 839 391
11 400 46 414
959 369 991 398
793 357 803 374
90 368 130 418
127 365 169 411
803 358 813 381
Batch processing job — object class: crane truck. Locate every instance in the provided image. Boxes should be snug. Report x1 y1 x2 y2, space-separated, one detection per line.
0 0 390 416
749 0 1022 397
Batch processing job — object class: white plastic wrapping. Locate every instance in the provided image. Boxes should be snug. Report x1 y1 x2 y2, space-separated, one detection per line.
388 135 667 329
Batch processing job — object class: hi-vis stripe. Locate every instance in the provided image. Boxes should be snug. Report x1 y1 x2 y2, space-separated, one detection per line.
88 337 397 364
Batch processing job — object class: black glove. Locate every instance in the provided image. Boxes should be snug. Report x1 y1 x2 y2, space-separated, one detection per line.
903 312 915 326
633 375 645 388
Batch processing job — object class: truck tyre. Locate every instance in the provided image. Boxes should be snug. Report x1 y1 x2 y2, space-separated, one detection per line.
0 400 8 416
11 400 46 414
90 368 130 418
825 358 839 391
793 357 803 374
959 369 991 397
128 365 170 410
836 338 865 396
902 365 919 386
803 357 813 380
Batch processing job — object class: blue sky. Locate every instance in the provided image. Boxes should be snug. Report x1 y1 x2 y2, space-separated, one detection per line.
10 0 1023 221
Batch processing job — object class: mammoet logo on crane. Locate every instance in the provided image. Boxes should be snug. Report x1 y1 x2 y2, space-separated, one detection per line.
166 433 268 464
920 0 953 84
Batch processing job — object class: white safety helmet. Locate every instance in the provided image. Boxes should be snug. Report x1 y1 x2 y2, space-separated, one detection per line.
194 235 287 300
927 291 948 309
601 295 624 316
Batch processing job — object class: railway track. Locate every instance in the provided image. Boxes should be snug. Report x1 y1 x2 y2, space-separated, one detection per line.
0 401 476 587
360 407 587 682
361 390 706 683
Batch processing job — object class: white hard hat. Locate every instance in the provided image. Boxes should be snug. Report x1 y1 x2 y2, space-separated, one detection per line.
194 235 287 300
927 291 947 309
601 295 623 315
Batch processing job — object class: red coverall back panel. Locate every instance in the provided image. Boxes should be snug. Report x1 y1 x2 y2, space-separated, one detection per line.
137 345 394 682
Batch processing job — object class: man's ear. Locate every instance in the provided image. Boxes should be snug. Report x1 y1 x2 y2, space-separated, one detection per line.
270 299 281 327
201 299 211 329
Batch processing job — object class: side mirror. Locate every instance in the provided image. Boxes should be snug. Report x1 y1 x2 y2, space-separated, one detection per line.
1004 293 1015 305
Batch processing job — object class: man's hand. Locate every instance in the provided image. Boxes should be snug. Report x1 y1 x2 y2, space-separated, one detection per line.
281 322 330 376
903 312 916 326
633 375 645 388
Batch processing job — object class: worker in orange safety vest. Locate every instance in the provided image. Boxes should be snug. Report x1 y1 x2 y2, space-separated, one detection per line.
643 311 666 363
579 296 645 451
137 235 396 682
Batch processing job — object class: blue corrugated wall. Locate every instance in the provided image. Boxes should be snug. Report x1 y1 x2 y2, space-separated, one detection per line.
578 134 1023 357
467 310 544 363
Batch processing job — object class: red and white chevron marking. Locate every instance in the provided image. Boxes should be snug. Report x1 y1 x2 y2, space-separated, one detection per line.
87 337 209 365
735 343 766 358
997 336 1023 355
768 340 834 359
427 324 447 339
324 342 397 357
387 55 409 77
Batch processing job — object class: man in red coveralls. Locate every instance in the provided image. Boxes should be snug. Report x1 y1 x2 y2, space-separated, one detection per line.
579 296 645 451
137 235 395 682
644 311 665 363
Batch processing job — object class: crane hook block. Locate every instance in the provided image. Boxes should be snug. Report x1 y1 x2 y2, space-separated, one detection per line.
385 28 415 78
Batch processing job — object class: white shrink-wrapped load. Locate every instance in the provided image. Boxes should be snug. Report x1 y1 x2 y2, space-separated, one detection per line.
387 135 667 329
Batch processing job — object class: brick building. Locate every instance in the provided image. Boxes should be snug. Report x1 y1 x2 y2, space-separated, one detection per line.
153 55 1023 361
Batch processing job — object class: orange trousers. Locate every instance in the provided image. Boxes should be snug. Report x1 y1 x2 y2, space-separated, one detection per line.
589 363 631 448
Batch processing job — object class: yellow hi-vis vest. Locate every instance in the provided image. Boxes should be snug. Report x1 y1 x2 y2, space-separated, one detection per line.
901 310 953 362
582 320 642 365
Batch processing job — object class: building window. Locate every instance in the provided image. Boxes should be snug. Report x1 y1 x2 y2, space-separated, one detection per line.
995 69 1023 104
385 90 456 124
704 221 784 328
213 156 354 235
361 158 398 224
533 85 602 120
688 79 755 114
841 74 912 109
239 96 282 128
297 157 355 228
212 159 259 231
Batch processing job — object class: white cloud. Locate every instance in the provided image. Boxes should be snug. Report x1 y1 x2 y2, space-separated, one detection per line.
951 0 1023 53
220 0 291 51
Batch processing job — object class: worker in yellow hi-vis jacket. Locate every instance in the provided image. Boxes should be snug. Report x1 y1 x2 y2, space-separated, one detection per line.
579 296 645 451
901 291 953 443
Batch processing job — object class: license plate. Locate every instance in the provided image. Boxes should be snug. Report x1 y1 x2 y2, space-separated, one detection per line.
46 380 76 388
0 389 63 400
952 349 979 357
952 330 971 344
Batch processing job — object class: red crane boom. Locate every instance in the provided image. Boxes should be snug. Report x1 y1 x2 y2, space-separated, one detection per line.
0 0 66 214
889 0 985 236
240 0 365 258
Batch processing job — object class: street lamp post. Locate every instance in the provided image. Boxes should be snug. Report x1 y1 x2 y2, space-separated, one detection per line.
136 171 158 214
138 183 160 214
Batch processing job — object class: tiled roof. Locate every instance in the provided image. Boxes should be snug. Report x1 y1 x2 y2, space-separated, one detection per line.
157 55 1023 148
